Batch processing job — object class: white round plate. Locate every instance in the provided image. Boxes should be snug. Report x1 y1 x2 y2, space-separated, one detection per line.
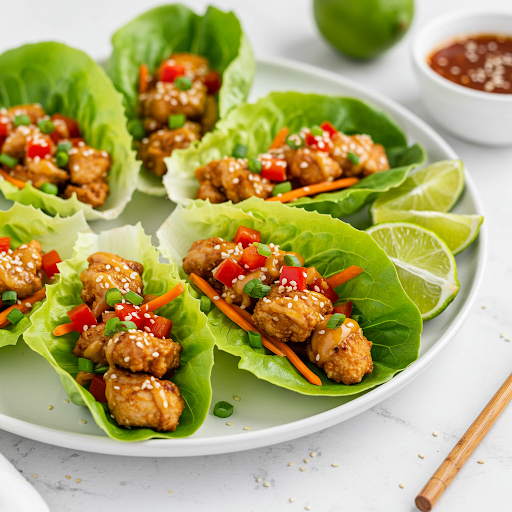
0 56 486 457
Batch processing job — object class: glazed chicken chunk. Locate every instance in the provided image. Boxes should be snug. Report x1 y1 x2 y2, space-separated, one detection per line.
63 180 110 208
73 323 111 365
104 368 185 432
68 145 111 185
6 104 45 124
288 147 342 186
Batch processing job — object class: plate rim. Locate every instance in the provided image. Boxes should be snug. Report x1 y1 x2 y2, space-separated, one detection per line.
0 55 487 457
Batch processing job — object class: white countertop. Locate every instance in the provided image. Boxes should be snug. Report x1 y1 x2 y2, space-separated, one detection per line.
1 0 512 510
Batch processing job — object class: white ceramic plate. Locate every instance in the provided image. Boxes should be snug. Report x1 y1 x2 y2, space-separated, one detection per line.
0 56 486 457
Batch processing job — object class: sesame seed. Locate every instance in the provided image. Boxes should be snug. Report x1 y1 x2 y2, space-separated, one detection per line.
305 506 311 511
318 330 325 335
79 419 87 424
64 399 69 403
152 352 160 358
287 303 292 309
76 478 82 483
290 497 296 502
304 458 309 463
226 422 234 426
300 467 307 472
419 453 425 459
48 405 53 410
168 490 173 494
257 477 262 482
478 460 485 464
288 462 295 466
233 396 241 401
399 483 405 489
243 426 251 431
263 482 270 487
213 296 220 301
432 431 439 437
33 474 38 479
482 305 487 309
331 463 339 467
315 354 320 361
310 451 316 457
65 475 71 479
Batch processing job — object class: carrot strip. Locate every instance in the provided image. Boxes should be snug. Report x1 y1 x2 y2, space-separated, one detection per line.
0 169 26 189
232 304 322 387
140 282 185 313
189 273 284 357
326 265 364 289
53 322 77 336
139 64 149 94
0 288 46 328
266 177 359 203
269 127 289 150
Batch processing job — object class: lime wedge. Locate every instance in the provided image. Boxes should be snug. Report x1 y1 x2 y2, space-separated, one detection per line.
371 160 465 213
366 222 460 320
371 209 483 255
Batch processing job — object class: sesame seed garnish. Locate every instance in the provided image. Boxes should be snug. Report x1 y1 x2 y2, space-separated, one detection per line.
226 422 233 426
482 305 487 309
65 475 71 479
478 460 485 464
64 399 69 403
243 426 251 431
257 477 262 482
300 467 307 472
304 458 309 463
48 405 53 410
288 462 295 466
213 296 220 301
79 419 87 424
168 490 173 494
290 497 296 503
399 483 405 489
233 396 241 401
500 334 505 338
331 463 339 467
418 453 425 459
305 506 311 511
76 478 82 483
310 451 316 457
263 482 270 487
432 431 439 437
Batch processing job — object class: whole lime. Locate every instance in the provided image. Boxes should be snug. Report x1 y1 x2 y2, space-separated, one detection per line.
313 0 414 60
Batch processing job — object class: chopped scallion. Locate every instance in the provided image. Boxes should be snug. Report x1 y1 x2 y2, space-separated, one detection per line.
94 365 109 374
213 401 234 418
272 181 292 196
243 279 271 298
200 295 212 313
1 290 17 306
6 308 24 325
56 152 69 167
168 114 186 130
256 243 271 257
311 125 324 136
78 357 94 373
248 157 262 173
40 182 58 195
124 290 143 306
248 330 263 348
0 153 18 168
233 143 248 159
14 115 31 127
284 254 301 267
127 119 146 140
326 313 346 330
285 133 304 149
38 119 54 134
104 317 121 336
105 288 123 307
120 320 137 331
57 141 73 153
347 152 360 165
174 76 192 91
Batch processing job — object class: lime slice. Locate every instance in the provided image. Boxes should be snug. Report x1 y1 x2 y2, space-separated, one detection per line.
371 208 483 255
371 160 465 213
366 222 459 320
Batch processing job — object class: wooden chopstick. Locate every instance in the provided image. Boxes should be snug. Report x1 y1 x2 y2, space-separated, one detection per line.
415 372 512 511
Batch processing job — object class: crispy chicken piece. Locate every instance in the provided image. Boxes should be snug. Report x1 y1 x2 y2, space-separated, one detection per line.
68 145 111 185
6 104 45 124
63 181 109 208
252 284 333 343
80 252 144 317
12 158 68 188
287 147 342 186
104 368 185 431
73 323 110 365
2 125 39 160
0 240 43 298
195 179 227 203
307 316 373 385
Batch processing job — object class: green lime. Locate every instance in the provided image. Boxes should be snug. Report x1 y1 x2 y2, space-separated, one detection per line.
313 0 414 60
371 160 465 214
366 222 459 320
371 208 483 255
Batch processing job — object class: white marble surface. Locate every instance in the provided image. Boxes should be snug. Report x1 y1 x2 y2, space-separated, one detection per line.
1 0 512 510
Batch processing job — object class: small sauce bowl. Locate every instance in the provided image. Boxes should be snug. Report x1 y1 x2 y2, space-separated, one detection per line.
412 9 512 146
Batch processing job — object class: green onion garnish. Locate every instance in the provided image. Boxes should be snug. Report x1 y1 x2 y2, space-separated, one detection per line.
284 254 301 267
104 317 120 336
105 288 123 307
38 119 54 134
78 357 94 373
124 290 143 306
272 181 292 196
233 143 248 159
1 291 17 306
255 243 272 257
248 330 263 348
326 313 346 330
200 295 212 313
285 133 304 150
6 308 24 325
175 76 192 91
347 152 360 165
127 119 146 140
311 125 324 136
213 401 234 418
248 157 262 173
120 320 137 331
94 365 109 374
14 115 31 127
243 279 271 298
168 114 186 130
57 141 73 153
56 152 69 167
40 182 58 195
0 153 18 168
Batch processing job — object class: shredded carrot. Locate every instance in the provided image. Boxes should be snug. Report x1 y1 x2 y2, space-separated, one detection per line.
140 282 185 313
269 127 289 150
189 273 284 357
0 169 26 189
53 322 77 336
266 177 359 203
326 265 364 289
139 64 149 94
0 288 46 328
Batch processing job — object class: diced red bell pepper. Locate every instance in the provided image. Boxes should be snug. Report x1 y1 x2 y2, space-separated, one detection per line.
0 236 10 253
240 245 267 270
160 63 185 83
0 117 11 147
333 301 353 318
89 375 107 403
151 315 173 339
261 157 287 181
67 303 98 333
51 114 81 138
41 250 62 278
320 121 338 138
233 225 261 248
139 310 157 332
26 137 52 159
114 302 143 328
203 70 221 94
213 258 246 288
305 132 332 152
280 266 307 291
309 277 339 304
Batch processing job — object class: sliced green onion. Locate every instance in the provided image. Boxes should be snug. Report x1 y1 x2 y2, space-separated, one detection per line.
200 295 212 313
56 152 69 167
311 125 324 136
105 288 123 307
256 243 271 257
347 152 360 165
94 365 109 374
14 115 31 127
6 308 24 325
326 313 346 330
124 290 143 306
104 317 121 336
285 132 304 149
127 119 146 140
248 157 262 173
57 141 73 153
248 330 263 348
213 401 234 418
168 114 186 130
175 76 192 90
1 291 17 306
78 357 94 373
243 279 271 298
40 182 58 195
284 254 301 267
0 153 18 168
233 143 248 159
272 181 292 196
119 320 137 331
38 119 54 134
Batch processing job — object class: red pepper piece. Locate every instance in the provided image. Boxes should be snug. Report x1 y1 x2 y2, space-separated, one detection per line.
41 250 62 278
114 303 143 328
333 301 353 318
67 303 98 333
213 258 246 288
70 137 85 147
280 266 307 291
0 237 10 253
320 121 338 138
89 375 107 403
51 114 81 138
26 137 52 159
233 225 261 248
305 132 332 153
160 63 186 83
261 157 287 181
203 70 221 94
150 315 173 339
0 117 11 147
309 277 339 304
240 245 267 270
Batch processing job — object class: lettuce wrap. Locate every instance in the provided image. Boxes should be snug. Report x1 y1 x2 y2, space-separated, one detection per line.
0 42 139 220
0 204 90 348
164 92 426 218
157 198 423 396
107 4 256 196
24 224 215 440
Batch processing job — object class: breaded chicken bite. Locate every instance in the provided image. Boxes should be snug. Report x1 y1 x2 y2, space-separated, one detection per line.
68 145 111 185
287 147 342 186
73 323 110 365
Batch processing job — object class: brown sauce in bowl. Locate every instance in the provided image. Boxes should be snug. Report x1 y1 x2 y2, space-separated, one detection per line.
428 34 512 93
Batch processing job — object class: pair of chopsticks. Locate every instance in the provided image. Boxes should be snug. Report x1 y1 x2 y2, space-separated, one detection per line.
415 372 512 511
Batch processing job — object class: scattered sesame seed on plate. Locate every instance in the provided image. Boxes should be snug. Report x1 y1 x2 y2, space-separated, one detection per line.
48 405 53 410
233 396 241 401
433 431 439 437
243 426 251 431
257 477 262 482
482 305 487 309
65 475 71 479
305 506 311 510
64 399 69 403
263 482 270 487
304 458 309 463
226 422 234 426
168 490 173 494
478 459 485 464
290 497 296 502
399 483 405 489
506 338 511 342
79 419 87 424
419 453 425 459
32 474 38 479
500 334 505 338
300 467 307 472
310 451 316 457
76 478 82 483
331 463 339 467
288 461 295 466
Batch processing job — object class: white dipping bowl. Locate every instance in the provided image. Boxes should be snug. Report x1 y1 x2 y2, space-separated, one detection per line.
412 9 512 146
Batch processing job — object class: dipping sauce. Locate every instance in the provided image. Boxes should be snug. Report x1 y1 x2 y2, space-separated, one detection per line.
428 34 512 94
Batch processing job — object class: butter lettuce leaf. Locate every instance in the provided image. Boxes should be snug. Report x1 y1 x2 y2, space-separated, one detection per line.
157 198 423 396
24 224 215 440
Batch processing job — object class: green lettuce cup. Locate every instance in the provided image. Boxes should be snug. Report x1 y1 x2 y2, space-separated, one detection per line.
164 91 426 217
157 198 423 396
0 204 90 348
107 4 256 196
0 42 139 220
24 224 215 441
